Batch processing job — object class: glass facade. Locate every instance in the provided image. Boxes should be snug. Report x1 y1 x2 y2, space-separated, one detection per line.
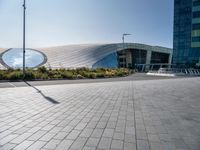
173 0 200 64
131 49 147 64
92 48 171 69
92 52 118 68
151 52 169 64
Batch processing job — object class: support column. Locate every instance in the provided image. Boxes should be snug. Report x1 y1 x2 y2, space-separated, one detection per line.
126 50 132 68
168 53 173 64
145 50 152 71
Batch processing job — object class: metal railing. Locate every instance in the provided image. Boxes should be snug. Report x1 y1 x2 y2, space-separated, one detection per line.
135 64 200 76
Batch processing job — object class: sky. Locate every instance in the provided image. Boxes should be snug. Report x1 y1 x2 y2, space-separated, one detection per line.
0 0 174 48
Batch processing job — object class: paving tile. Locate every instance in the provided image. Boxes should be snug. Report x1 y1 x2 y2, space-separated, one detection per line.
86 121 98 129
44 139 61 149
136 130 148 140
26 141 46 150
102 128 114 138
13 140 34 150
40 132 57 141
125 127 135 135
147 134 160 142
27 127 41 133
13 127 30 134
96 121 107 129
66 130 80 140
79 128 93 138
0 78 200 150
149 142 163 150
28 130 47 141
125 134 136 143
97 137 112 149
75 123 87 130
82 146 96 150
106 121 116 128
49 127 63 134
0 130 13 139
113 132 124 140
0 143 17 150
91 129 103 138
137 140 150 150
11 132 33 144
42 124 55 131
70 137 87 149
55 139 73 150
86 137 100 147
124 142 137 150
53 132 69 140
62 126 73 133
111 139 123 150
9 124 24 131
0 134 18 145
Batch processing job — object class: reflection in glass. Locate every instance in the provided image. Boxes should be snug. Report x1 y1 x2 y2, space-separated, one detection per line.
2 48 45 68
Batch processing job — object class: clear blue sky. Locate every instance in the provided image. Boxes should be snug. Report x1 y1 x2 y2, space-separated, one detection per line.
0 0 174 48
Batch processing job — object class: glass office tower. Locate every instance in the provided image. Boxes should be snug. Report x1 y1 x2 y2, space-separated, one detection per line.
173 0 200 65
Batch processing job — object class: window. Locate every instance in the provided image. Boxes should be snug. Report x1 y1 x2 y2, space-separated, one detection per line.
1 48 46 69
192 36 200 42
192 23 200 29
193 11 200 18
193 0 200 6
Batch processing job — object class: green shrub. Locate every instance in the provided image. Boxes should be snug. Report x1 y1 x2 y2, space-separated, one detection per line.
0 67 131 80
93 68 107 74
116 71 124 77
40 73 49 79
38 66 48 73
80 71 90 78
72 75 77 79
7 68 14 73
52 74 62 79
0 71 4 80
89 73 96 79
34 72 49 79
77 74 84 79
25 69 35 80
96 73 105 78
76 67 90 72
62 71 74 79
59 68 66 72
7 71 23 80
47 70 55 78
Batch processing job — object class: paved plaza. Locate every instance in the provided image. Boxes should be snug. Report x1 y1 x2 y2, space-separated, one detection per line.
0 77 200 150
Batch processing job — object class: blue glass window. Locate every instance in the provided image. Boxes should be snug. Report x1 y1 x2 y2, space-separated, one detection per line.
192 36 200 42
192 23 200 30
193 0 200 6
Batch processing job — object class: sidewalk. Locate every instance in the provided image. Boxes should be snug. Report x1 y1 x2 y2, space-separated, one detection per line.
0 78 199 150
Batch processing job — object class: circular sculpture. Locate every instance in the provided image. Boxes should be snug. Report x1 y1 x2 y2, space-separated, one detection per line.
0 48 47 69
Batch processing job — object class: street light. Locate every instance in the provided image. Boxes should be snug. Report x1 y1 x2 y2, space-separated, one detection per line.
122 33 131 68
22 0 26 79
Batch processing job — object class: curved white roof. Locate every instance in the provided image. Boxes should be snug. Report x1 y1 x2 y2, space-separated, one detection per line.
0 43 172 69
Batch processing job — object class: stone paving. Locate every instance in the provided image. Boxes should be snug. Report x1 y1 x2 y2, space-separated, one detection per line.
0 77 200 150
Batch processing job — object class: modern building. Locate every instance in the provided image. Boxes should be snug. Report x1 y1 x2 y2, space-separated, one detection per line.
0 43 172 70
173 0 200 65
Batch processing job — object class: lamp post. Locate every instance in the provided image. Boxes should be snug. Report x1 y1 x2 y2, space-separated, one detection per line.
22 0 26 79
122 33 131 68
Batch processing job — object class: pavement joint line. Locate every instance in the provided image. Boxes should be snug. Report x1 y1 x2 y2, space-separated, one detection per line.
132 82 138 150
8 82 16 87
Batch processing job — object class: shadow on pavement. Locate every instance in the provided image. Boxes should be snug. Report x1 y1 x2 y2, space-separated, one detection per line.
24 81 60 104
